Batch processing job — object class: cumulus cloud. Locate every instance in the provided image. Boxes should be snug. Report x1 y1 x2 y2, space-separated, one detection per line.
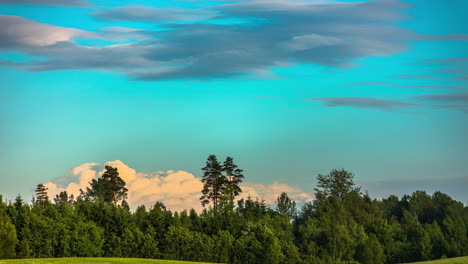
44 160 313 212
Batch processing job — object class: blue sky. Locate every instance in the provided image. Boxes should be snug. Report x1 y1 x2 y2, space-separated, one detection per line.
0 0 467 205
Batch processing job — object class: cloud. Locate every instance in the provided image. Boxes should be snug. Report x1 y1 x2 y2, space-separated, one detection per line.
0 0 88 7
0 15 92 48
394 74 444 80
421 58 468 63
348 81 458 89
1 0 467 80
437 68 468 75
418 34 468 41
93 5 216 23
308 97 418 111
414 93 468 103
44 160 313 212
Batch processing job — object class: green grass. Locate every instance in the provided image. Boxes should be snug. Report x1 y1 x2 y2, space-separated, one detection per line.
0 258 216 264
405 256 468 264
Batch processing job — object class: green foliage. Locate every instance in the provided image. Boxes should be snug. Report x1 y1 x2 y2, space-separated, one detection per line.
222 157 244 202
0 167 467 264
201 155 245 212
35 184 49 208
232 224 283 264
84 166 128 206
0 206 18 259
314 169 360 201
275 192 297 219
200 155 226 210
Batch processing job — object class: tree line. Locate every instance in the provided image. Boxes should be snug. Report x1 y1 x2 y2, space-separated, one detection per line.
0 155 467 264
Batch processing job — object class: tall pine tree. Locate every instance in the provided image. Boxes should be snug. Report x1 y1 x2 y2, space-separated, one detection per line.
200 155 226 211
35 184 49 208
222 157 244 202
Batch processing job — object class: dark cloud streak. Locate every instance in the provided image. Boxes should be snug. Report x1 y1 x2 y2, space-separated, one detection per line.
308 97 419 111
0 0 88 7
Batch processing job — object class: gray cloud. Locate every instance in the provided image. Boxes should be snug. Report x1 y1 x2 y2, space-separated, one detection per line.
394 74 444 80
414 93 468 103
421 58 468 63
306 94 468 113
93 5 216 23
0 0 88 7
430 104 468 113
0 15 92 48
437 68 468 75
308 97 419 111
1 0 467 80
418 34 468 41
348 81 457 89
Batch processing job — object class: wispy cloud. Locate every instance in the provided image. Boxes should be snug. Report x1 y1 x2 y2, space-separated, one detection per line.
92 5 216 23
394 74 444 80
418 34 468 41
0 15 92 48
0 0 88 7
414 93 468 103
348 81 457 89
307 97 419 111
421 58 468 63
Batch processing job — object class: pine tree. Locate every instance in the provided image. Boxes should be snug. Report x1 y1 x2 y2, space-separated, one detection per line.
0 211 18 259
200 155 226 211
54 191 74 205
35 184 49 208
85 166 128 206
275 192 297 219
222 157 244 202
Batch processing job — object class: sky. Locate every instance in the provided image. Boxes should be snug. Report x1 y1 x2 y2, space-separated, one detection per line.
0 0 467 210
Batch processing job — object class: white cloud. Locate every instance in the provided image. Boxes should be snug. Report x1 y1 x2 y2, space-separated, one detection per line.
0 15 92 47
279 34 342 51
44 160 313 212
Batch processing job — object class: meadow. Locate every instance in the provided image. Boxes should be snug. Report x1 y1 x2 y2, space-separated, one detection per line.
405 257 468 264
0 258 216 264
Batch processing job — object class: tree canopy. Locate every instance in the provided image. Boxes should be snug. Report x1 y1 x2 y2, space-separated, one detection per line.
83 166 128 206
0 163 467 264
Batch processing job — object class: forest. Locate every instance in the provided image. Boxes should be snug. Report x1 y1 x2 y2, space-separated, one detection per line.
0 155 467 264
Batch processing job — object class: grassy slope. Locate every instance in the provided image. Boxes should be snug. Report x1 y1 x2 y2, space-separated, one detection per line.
0 258 216 264
405 256 468 264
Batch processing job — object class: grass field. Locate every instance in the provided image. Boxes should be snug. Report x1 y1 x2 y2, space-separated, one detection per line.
405 257 468 264
0 258 216 264
1 257 467 264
